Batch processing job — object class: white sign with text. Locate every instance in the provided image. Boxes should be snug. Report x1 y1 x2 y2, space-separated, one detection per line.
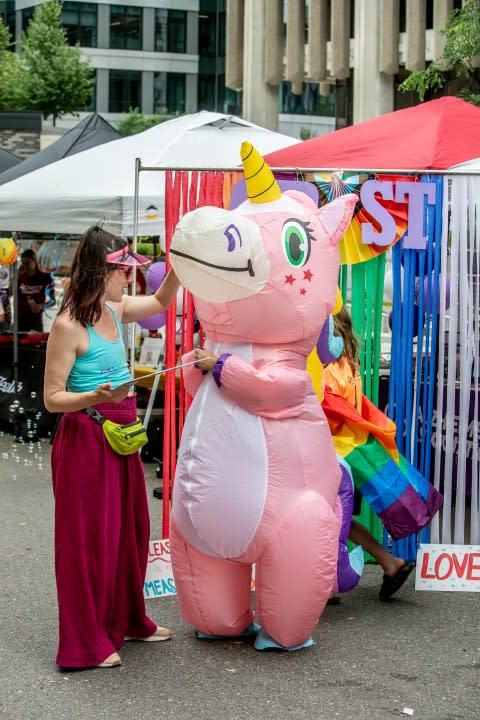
144 539 256 599
144 539 176 599
415 544 480 592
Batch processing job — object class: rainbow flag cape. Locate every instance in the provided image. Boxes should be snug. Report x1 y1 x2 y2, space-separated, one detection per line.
322 389 443 540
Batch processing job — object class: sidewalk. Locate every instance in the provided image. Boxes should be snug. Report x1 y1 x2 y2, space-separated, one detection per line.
0 432 478 720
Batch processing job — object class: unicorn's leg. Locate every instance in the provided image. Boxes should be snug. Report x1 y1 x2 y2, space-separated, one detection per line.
254 491 339 650
170 521 254 637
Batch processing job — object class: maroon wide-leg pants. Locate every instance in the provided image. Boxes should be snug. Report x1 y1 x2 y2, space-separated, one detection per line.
51 397 156 668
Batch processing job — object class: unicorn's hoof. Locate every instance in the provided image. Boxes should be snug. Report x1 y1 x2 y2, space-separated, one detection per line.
195 622 261 641
253 628 315 652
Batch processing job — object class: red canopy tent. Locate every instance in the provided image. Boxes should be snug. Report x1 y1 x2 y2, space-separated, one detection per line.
264 97 480 171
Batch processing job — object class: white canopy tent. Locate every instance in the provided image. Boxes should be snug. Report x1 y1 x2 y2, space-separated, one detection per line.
450 157 480 171
0 111 299 237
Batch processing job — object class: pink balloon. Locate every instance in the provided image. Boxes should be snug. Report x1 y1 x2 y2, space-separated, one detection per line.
138 311 166 331
147 261 167 292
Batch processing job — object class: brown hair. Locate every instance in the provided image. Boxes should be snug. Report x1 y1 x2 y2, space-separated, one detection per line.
60 225 126 326
333 305 361 375
20 248 39 273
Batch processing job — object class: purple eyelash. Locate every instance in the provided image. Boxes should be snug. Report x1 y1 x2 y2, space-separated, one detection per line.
224 224 242 252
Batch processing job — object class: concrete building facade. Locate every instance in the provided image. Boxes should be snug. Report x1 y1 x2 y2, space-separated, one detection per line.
226 0 465 132
0 0 469 137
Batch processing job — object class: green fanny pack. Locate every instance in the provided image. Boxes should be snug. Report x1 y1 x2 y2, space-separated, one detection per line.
85 407 148 455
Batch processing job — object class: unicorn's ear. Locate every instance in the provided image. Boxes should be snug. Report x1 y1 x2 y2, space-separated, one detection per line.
317 193 358 246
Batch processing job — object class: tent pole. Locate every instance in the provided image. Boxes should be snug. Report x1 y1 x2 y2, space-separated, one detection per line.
137 164 480 176
12 236 19 439
129 158 141 376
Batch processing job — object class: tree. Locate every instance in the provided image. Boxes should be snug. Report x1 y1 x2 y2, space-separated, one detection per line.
0 17 24 110
117 107 177 136
19 0 93 123
399 0 480 106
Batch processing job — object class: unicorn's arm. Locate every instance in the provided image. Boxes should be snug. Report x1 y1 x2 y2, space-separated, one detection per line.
212 354 310 419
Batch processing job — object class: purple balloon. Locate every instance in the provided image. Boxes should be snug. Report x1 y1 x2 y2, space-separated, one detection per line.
414 274 451 311
388 306 419 338
138 311 166 331
423 274 450 311
147 261 167 292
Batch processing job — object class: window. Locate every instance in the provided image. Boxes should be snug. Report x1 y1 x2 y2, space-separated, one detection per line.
155 9 186 53
110 5 142 51
154 72 185 114
109 70 141 113
199 11 216 58
22 6 35 32
281 81 335 116
0 0 15 37
61 2 97 47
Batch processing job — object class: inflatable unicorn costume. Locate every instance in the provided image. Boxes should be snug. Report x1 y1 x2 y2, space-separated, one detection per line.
169 143 358 651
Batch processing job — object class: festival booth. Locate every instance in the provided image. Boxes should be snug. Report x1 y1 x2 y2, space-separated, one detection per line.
144 98 480 558
0 111 299 236
0 112 299 440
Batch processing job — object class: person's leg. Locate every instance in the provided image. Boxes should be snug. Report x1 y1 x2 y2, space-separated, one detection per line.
109 451 159 647
348 519 415 600
52 415 119 668
348 519 405 577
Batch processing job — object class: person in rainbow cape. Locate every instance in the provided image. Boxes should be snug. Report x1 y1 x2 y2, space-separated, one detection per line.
318 302 443 600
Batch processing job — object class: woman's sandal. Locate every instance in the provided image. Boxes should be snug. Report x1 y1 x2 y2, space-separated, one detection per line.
96 652 121 668
125 626 172 642
379 562 416 601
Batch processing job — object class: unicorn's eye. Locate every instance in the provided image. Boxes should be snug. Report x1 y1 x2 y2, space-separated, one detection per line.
224 223 242 252
282 219 313 268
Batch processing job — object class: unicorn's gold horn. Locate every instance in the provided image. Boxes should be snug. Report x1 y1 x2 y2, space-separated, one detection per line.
241 141 281 204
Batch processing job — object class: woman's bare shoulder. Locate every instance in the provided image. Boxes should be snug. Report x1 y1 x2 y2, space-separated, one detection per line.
50 311 84 343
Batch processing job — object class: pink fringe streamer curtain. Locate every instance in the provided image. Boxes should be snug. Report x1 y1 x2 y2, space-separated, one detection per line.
162 170 226 537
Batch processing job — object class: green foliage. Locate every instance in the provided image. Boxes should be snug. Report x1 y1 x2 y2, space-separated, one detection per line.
117 108 177 136
399 0 480 104
0 18 24 110
0 15 9 53
299 127 315 140
136 242 155 257
442 0 480 72
398 64 447 102
18 0 93 122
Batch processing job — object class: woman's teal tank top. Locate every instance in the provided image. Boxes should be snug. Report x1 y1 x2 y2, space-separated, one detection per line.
67 305 132 393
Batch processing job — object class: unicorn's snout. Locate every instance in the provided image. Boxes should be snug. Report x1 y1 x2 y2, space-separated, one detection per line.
170 206 270 303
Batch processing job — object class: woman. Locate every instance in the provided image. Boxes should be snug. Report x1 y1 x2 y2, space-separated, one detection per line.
17 248 55 332
44 226 179 669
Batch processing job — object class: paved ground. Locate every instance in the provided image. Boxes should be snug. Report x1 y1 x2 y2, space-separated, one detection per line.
0 432 478 720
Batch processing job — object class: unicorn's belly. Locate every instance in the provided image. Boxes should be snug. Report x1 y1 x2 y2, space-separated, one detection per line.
172 375 268 558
